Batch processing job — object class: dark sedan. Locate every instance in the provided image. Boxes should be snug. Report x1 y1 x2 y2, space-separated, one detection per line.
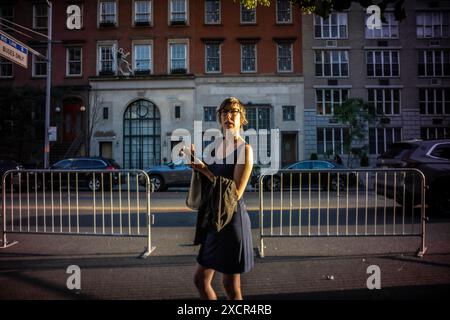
251 160 360 191
140 159 192 192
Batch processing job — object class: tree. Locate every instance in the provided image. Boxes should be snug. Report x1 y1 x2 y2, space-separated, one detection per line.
85 91 104 156
239 0 406 21
332 98 377 167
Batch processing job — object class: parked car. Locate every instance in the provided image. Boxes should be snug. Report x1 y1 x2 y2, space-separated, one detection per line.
46 157 121 191
376 139 450 216
251 160 360 191
140 159 192 192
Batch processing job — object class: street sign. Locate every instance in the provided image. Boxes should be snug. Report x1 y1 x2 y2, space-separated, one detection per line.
0 31 28 68
49 126 57 142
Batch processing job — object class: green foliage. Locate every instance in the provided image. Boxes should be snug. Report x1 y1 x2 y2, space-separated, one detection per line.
310 153 318 160
333 98 376 167
240 0 406 21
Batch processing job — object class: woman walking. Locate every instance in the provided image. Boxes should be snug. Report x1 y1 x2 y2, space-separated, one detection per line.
189 97 254 300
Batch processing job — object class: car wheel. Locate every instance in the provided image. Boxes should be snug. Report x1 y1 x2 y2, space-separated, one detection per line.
330 175 346 191
88 177 101 191
264 176 280 191
150 175 165 192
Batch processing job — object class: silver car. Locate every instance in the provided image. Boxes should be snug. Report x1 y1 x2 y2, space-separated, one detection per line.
140 159 192 192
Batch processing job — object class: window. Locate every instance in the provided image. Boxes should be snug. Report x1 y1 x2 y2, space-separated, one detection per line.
205 42 221 73
243 105 271 163
366 51 400 77
365 12 398 38
170 0 187 24
369 127 402 154
315 50 349 77
368 88 401 115
0 57 13 78
416 11 449 38
240 4 256 24
314 12 347 38
419 88 450 115
0 5 14 31
99 1 117 25
103 107 109 120
133 43 152 74
32 48 47 77
421 127 450 140
317 127 350 155
169 42 187 74
134 0 151 25
66 47 82 76
98 44 116 75
277 42 293 72
276 0 292 24
204 107 216 122
205 0 220 24
241 43 257 73
430 143 450 160
175 106 181 119
33 3 48 29
418 50 450 77
316 89 349 115
282 106 295 121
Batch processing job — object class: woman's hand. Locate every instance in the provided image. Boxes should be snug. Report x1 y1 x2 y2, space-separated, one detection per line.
189 144 214 182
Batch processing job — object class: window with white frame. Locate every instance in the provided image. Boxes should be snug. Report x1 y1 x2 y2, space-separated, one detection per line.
316 89 349 115
98 44 116 74
276 0 292 23
317 127 350 155
66 47 82 76
205 0 220 24
32 48 47 77
315 50 349 77
277 42 293 72
419 88 450 115
369 127 402 154
282 106 295 121
368 88 401 115
418 50 450 77
365 12 398 38
170 0 187 24
134 0 151 25
205 42 221 73
241 43 257 73
240 4 256 24
33 3 47 29
366 51 400 77
169 42 187 73
0 5 14 31
421 127 450 140
0 57 12 77
133 43 152 73
204 106 217 122
314 12 348 38
416 11 449 38
99 1 117 25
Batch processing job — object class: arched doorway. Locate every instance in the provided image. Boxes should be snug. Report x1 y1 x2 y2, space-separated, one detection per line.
123 99 161 169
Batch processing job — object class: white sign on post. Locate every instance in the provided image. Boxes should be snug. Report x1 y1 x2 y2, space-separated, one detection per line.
0 31 28 68
49 126 57 142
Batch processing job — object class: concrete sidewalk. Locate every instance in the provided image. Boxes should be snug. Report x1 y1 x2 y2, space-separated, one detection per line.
0 219 450 300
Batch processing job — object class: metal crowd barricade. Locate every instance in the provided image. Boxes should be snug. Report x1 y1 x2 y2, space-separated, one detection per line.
1 169 155 258
258 168 427 258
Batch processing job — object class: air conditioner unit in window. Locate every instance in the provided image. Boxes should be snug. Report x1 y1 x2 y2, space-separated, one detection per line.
326 40 337 47
431 78 442 85
429 40 441 46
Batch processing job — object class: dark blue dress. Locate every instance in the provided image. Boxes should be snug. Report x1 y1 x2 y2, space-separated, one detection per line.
196 149 254 274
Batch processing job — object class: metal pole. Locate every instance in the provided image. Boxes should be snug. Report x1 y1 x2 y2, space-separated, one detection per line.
44 1 52 168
